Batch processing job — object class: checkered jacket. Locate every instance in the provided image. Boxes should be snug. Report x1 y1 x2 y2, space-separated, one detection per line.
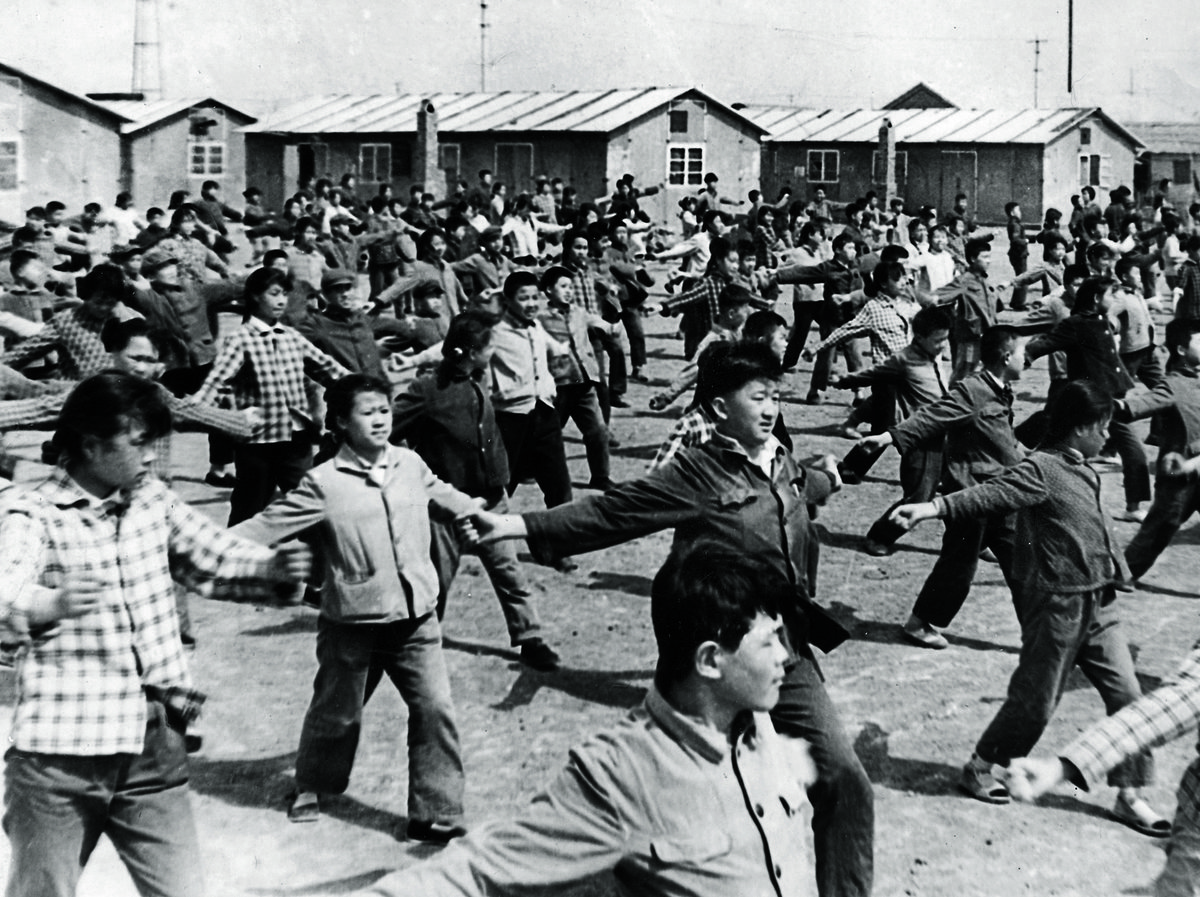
649 407 718 471
194 320 349 444
1063 642 1200 827
0 470 279 754
1 308 123 379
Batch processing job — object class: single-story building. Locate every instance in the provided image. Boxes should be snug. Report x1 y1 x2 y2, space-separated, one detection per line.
89 95 258 209
745 105 1145 225
1128 122 1200 209
242 88 767 223
0 61 125 224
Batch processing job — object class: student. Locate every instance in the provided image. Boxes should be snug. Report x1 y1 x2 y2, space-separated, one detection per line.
659 234 741 360
392 311 561 672
538 266 621 491
1119 318 1200 583
284 216 334 324
1027 277 1158 523
233 374 478 840
341 544 818 897
0 371 307 897
838 307 952 553
379 227 468 324
1173 234 1200 322
156 206 228 291
1 250 54 324
773 231 866 404
908 223 957 297
890 380 1163 832
649 283 753 412
451 226 514 301
192 267 350 523
780 220 829 369
134 206 169 249
933 236 999 382
862 326 1027 648
463 341 873 897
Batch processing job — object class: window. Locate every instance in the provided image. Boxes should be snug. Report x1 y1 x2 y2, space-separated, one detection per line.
0 141 16 192
1080 127 1092 146
871 150 908 185
189 140 225 176
495 143 534 191
1174 159 1191 187
439 143 460 172
807 149 840 184
669 110 688 133
360 143 392 184
668 145 704 185
1079 153 1112 189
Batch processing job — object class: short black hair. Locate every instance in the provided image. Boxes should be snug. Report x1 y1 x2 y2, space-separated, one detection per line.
263 248 289 268
77 264 127 302
979 325 1019 366
441 309 498 364
9 249 39 277
911 305 952 337
742 310 787 343
1004 201 1020 216
831 232 856 254
1072 277 1114 314
324 373 392 438
12 226 41 246
1041 380 1113 448
717 283 754 312
1063 262 1090 285
538 266 572 293
695 341 782 413
503 270 539 300
101 317 167 357
651 541 785 686
55 370 172 466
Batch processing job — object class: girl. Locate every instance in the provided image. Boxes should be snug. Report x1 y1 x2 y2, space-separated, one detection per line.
192 266 349 523
156 207 227 291
234 373 478 841
392 311 560 671
659 236 741 359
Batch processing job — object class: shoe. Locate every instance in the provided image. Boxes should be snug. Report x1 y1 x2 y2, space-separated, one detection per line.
979 547 998 564
1113 508 1147 523
185 729 204 754
287 790 321 823
902 620 949 650
1112 793 1170 838
607 432 622 448
609 395 631 409
630 369 650 384
804 391 823 406
838 462 861 486
636 269 655 287
863 539 893 557
551 556 578 573
405 819 468 844
959 763 1010 804
519 639 561 672
204 471 237 488
587 478 618 492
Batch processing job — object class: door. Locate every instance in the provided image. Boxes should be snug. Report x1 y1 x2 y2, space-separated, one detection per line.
940 151 977 219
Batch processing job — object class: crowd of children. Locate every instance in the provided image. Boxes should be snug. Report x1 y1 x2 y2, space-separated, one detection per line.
6 168 1200 897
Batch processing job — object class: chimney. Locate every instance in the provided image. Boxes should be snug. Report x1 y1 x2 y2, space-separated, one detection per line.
416 99 444 198
877 118 896 207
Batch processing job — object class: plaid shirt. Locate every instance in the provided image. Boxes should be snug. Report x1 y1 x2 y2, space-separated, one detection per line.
156 234 224 288
661 274 726 333
1062 642 1200 827
1176 259 1200 322
649 407 718 471
0 469 279 754
194 318 349 444
812 296 913 359
1 308 131 379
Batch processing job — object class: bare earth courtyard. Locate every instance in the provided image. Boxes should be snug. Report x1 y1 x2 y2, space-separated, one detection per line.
1 274 1196 897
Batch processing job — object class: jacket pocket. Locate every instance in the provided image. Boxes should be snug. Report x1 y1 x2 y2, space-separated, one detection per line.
715 485 756 511
648 831 733 866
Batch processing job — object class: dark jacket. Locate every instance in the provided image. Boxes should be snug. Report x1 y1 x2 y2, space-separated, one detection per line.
1027 313 1136 398
522 435 848 654
297 306 385 380
934 270 997 342
1125 364 1200 468
391 367 510 501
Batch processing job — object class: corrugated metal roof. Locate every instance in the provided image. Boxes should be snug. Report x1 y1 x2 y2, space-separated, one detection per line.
243 88 767 136
742 105 1143 148
94 97 257 134
1126 122 1200 154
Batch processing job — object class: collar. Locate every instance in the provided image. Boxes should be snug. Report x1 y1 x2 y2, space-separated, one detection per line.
1056 446 1087 464
42 466 136 514
502 311 534 330
710 430 785 470
248 316 286 335
331 443 396 478
980 369 1012 399
645 686 752 763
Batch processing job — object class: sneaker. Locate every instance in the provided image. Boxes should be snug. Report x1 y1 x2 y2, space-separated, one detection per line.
551 556 578 573
204 471 237 488
519 639 562 672
804 391 823 406
607 431 622 448
609 395 631 409
287 790 321 823
959 763 1010 804
1113 508 1147 523
405 819 468 844
901 619 949 650
835 425 862 440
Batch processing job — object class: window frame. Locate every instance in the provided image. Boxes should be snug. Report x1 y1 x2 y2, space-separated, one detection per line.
0 138 18 193
1079 152 1112 190
807 149 840 184
667 144 705 186
359 142 392 185
188 139 226 177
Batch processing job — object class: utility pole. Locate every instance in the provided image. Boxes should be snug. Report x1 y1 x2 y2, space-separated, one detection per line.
1067 0 1074 93
1028 36 1045 108
480 1 488 91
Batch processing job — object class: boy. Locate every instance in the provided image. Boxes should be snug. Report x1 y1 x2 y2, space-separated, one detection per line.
891 381 1162 830
838 307 952 553
860 326 1027 648
933 236 999 382
0 372 308 897
344 545 818 897
538 267 622 491
2 250 54 324
466 343 874 897
1173 234 1200 322
297 269 385 380
1005 201 1029 310
1120 318 1200 583
134 206 169 248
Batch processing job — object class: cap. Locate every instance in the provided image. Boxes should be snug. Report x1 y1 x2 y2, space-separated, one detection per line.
965 236 994 257
243 187 263 199
481 225 503 243
321 269 355 290
141 247 178 274
110 243 144 262
878 244 909 263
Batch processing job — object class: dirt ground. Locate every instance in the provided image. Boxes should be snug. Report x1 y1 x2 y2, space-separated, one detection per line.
2 257 1198 897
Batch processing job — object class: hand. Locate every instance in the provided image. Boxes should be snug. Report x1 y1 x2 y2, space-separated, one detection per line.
31 575 105 625
1004 757 1067 802
813 453 842 489
641 302 661 316
888 501 938 531
242 407 265 431
1161 451 1189 478
857 433 892 452
460 509 526 546
273 543 313 587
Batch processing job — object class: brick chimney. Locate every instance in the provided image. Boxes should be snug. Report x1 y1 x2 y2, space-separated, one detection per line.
415 99 444 198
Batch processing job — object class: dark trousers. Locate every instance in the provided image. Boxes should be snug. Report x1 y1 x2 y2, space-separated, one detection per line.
1125 477 1200 579
1106 418 1152 506
771 654 874 897
1015 378 1069 449
3 701 202 897
865 445 945 547
555 383 610 484
811 306 864 395
621 307 647 370
680 306 710 361
1008 252 1028 310
158 363 234 468
228 435 313 525
976 587 1152 787
783 301 824 369
429 494 543 646
496 404 573 507
296 615 465 824
911 509 1020 629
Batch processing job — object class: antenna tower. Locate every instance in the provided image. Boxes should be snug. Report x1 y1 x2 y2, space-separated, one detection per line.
132 0 164 99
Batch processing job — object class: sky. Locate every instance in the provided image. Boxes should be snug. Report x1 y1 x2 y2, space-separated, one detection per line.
8 0 1200 120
